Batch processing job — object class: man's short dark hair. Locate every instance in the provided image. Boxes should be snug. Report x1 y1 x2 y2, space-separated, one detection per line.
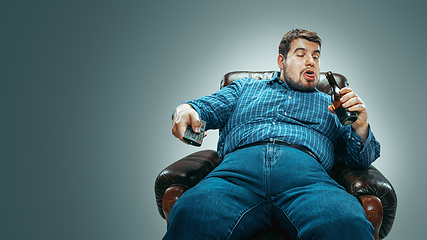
278 29 322 59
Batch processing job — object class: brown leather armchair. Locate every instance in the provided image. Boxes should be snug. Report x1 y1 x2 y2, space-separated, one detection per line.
155 71 397 240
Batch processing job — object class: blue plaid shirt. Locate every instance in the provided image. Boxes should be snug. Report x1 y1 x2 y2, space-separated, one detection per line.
184 71 380 171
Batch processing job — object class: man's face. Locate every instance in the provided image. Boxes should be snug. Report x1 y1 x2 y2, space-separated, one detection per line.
281 38 321 91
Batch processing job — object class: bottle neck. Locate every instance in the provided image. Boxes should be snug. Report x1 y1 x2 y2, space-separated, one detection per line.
329 80 341 94
325 72 341 94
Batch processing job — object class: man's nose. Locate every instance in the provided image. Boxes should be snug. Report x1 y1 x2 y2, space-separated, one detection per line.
305 56 315 66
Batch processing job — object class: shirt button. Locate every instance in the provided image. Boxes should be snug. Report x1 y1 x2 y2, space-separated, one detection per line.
272 122 276 125
288 96 292 99
357 142 361 146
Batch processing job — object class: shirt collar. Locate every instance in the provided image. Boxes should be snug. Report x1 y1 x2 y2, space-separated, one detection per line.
268 71 290 89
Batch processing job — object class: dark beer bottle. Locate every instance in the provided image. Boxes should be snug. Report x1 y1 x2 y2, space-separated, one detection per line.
325 71 358 125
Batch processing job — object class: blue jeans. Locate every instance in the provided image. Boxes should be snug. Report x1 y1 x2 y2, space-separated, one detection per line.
163 144 374 240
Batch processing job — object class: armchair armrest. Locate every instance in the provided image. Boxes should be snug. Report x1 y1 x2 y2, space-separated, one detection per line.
155 150 221 220
330 160 397 239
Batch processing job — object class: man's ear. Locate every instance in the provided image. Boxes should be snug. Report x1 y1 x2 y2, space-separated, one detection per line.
277 54 285 70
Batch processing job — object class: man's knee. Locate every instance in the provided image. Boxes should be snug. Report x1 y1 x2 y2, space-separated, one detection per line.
164 191 212 239
167 189 204 225
303 210 374 239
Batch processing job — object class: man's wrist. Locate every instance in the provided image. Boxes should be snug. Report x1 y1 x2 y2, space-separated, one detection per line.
351 123 369 144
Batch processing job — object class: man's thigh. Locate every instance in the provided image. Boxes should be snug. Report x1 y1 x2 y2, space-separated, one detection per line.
272 176 374 240
272 161 374 240
266 146 374 239
165 176 270 240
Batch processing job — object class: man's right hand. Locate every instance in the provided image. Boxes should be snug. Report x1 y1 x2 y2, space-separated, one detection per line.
172 103 202 144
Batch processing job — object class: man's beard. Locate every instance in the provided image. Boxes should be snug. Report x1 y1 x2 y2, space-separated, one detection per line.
284 72 317 92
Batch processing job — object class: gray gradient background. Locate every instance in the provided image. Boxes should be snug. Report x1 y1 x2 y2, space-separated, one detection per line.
2 0 426 239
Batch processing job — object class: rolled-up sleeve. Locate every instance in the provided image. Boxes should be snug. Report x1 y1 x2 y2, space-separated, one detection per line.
337 125 381 170
175 79 244 130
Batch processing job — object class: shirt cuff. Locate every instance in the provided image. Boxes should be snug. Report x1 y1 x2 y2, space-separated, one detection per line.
347 124 379 169
183 101 202 118
349 124 373 152
171 101 203 120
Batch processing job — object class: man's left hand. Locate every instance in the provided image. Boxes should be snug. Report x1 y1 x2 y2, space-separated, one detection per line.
328 87 369 143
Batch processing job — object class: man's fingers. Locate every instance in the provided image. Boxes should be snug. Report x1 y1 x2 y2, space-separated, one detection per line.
341 94 364 111
172 103 194 140
172 119 187 140
347 104 366 113
189 111 201 133
339 87 352 95
171 103 202 143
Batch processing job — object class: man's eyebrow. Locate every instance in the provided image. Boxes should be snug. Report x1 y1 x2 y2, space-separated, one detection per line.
293 48 321 54
293 47 306 53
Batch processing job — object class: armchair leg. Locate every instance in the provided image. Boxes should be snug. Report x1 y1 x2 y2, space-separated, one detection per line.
162 185 187 222
360 195 383 240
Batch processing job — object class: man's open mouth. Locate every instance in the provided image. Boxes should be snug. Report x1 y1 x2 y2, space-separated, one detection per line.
303 69 316 81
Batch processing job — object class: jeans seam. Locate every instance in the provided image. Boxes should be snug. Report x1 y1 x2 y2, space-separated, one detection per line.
225 201 267 240
272 202 303 240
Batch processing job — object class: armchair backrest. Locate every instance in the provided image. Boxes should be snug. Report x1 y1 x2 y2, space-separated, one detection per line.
220 71 349 95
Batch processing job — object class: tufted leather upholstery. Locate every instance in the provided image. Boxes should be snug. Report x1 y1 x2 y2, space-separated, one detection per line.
221 71 348 91
155 71 397 240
